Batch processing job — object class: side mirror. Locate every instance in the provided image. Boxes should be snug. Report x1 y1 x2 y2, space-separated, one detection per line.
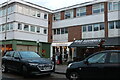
84 60 89 65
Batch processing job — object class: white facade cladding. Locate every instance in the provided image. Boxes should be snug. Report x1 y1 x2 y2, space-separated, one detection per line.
0 0 51 43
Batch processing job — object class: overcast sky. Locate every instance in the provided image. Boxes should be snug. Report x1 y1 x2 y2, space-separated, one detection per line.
0 0 93 10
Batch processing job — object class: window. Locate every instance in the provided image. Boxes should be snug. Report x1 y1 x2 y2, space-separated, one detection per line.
115 21 120 29
2 25 5 31
5 51 14 57
54 29 56 35
53 13 60 21
44 14 47 19
36 11 40 17
65 28 68 33
24 25 29 31
18 23 22 30
108 2 112 11
36 27 40 33
76 7 86 17
31 9 36 16
88 53 107 63
9 23 13 30
109 53 119 63
30 26 35 32
109 21 114 29
93 3 104 14
93 24 99 31
13 52 20 58
57 29 60 34
88 25 92 31
83 26 86 32
0 9 2 17
61 28 65 34
113 2 118 10
44 28 47 34
65 10 73 19
2 8 6 16
6 24 9 30
100 23 104 30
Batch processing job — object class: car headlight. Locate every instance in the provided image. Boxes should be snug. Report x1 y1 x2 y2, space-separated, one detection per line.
68 63 72 68
29 63 38 66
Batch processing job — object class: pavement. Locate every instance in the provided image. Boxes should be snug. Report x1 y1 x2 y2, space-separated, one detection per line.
55 64 67 74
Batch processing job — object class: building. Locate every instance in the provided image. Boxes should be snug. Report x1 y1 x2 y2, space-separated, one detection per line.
0 0 120 61
0 0 52 58
51 0 120 62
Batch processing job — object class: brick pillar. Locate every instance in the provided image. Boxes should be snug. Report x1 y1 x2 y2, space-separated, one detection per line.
86 5 92 15
74 8 76 17
48 13 53 42
68 26 82 42
61 11 64 20
104 2 108 38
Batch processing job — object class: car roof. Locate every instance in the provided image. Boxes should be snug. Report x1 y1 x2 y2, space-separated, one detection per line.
100 50 120 53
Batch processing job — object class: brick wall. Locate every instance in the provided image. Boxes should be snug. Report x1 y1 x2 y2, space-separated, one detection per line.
68 25 82 42
61 11 65 20
86 5 92 15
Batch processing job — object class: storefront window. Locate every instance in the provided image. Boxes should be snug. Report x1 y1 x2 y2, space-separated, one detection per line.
109 21 114 29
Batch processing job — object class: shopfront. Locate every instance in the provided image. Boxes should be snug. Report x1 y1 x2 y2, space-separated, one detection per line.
69 39 105 61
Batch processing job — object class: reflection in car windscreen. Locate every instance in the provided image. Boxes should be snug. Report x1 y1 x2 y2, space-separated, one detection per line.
20 52 41 59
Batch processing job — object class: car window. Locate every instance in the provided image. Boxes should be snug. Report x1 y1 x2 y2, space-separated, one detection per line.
109 53 119 63
88 53 107 64
13 52 20 58
5 51 14 57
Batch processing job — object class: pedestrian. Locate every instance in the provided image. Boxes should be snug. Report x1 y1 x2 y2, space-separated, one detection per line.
52 54 56 71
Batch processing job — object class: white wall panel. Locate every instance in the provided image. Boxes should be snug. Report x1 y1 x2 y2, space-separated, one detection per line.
108 29 120 37
53 34 68 42
14 31 48 42
108 11 119 21
53 14 104 28
15 13 48 27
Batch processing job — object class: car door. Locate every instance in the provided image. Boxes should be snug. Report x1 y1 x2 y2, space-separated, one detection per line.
12 51 22 72
83 52 108 78
104 52 120 79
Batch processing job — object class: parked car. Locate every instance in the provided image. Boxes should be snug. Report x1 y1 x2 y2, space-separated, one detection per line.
66 50 120 80
2 51 54 76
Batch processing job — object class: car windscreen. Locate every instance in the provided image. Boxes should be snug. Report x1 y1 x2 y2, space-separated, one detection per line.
19 51 41 59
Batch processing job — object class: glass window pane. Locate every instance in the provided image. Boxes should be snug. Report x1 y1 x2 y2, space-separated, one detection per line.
110 53 118 63
44 14 47 19
108 2 112 11
10 23 13 30
36 27 40 33
24 25 29 31
116 21 120 29
18 23 22 30
0 25 1 31
88 25 92 31
57 29 60 34
2 25 5 31
100 23 105 30
6 24 9 30
113 2 118 10
109 21 114 29
54 29 56 35
61 28 65 34
88 53 107 63
30 26 35 32
44 28 47 34
65 28 68 33
83 26 86 32
93 24 99 31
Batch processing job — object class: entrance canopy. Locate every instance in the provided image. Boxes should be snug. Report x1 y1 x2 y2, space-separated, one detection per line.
103 37 120 47
69 39 103 48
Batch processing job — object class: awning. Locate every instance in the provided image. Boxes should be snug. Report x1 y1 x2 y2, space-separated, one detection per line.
52 42 72 47
69 39 103 48
103 37 120 47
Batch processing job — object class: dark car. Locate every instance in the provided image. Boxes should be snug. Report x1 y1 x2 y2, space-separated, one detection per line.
66 50 120 80
2 51 54 76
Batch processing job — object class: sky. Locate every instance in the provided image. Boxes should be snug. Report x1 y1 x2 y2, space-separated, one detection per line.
0 0 93 10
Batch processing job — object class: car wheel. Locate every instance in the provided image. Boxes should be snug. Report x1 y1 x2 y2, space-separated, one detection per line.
22 66 29 77
1 64 8 73
69 72 79 80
